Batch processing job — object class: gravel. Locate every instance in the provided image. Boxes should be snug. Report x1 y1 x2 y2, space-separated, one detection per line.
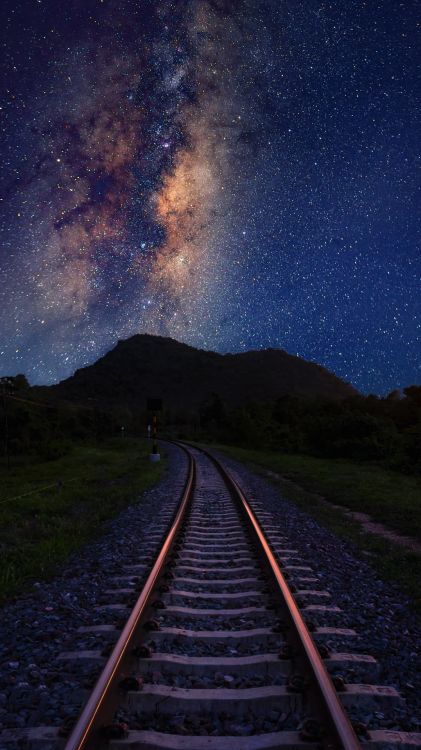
0 444 187 737
156 613 279 631
145 636 282 657
1 442 420 744
215 450 421 733
140 669 287 689
115 707 300 736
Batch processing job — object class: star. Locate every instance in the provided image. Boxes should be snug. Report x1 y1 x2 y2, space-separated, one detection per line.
0 0 418 395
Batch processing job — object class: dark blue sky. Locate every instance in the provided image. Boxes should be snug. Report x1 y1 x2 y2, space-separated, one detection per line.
0 0 419 393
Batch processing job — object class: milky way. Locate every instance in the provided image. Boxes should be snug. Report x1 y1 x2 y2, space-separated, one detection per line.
0 0 420 392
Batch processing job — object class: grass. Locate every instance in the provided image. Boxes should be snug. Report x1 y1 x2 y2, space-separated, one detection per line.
205 444 421 609
0 438 165 602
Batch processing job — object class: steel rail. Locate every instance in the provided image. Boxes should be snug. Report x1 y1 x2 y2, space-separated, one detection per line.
64 445 195 750
199 444 361 750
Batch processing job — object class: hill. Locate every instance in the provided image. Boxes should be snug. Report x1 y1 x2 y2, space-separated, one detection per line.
40 335 358 412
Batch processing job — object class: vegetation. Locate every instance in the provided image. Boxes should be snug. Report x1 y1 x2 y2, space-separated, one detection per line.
1 367 420 608
210 447 421 540
1 374 124 462
0 437 164 602
198 386 421 475
209 445 421 609
195 387 421 606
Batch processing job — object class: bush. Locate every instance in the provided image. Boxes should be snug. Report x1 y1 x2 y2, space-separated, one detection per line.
35 441 72 461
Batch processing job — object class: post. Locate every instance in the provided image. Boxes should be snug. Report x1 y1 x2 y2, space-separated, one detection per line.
1 379 10 471
150 413 160 462
147 398 162 462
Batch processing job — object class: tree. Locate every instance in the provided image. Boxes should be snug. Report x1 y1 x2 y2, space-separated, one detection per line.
0 374 29 392
403 386 421 408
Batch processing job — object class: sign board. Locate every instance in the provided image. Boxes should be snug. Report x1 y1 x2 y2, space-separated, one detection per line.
147 398 163 412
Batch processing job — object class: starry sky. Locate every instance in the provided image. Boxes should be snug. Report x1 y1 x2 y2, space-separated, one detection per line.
0 0 420 394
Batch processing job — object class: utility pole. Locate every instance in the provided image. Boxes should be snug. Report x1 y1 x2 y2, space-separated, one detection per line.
1 378 11 471
147 398 162 462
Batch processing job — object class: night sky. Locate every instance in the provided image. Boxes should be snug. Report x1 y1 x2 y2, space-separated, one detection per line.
0 0 419 394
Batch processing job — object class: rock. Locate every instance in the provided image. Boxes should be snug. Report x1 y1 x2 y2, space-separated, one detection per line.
223 674 234 684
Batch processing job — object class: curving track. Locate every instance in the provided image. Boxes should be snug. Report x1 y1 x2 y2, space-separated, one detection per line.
4 446 414 750
53 444 416 749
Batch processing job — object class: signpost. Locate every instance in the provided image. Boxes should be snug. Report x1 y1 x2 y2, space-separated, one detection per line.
146 398 163 462
0 377 12 471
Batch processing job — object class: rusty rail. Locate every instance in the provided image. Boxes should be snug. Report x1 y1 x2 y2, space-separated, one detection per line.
201 444 361 750
64 444 195 750
65 440 360 749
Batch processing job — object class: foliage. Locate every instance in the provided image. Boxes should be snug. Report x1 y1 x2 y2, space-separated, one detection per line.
196 387 421 474
0 389 122 463
211 444 421 609
0 438 164 601
2 370 420 474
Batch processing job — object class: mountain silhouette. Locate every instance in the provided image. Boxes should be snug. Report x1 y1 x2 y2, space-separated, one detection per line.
41 335 358 411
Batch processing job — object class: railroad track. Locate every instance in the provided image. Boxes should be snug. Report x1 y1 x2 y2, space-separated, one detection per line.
4 443 419 749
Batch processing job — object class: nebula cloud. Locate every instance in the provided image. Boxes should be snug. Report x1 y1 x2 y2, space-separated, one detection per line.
1 0 419 392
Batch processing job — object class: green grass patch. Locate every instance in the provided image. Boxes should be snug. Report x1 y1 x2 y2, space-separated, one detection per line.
205 445 421 609
0 438 165 602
